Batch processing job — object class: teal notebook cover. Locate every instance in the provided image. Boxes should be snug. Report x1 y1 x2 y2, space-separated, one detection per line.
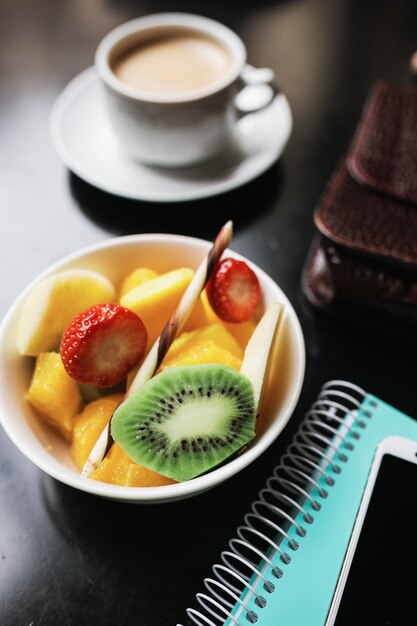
183 381 417 626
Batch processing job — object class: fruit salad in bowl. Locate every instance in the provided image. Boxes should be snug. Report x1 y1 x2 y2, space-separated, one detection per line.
0 227 305 503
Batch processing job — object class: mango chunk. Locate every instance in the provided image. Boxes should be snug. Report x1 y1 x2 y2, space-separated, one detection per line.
92 444 176 487
119 267 159 298
27 352 83 441
71 393 124 471
120 268 194 349
160 338 242 371
184 291 218 331
184 290 257 350
126 323 244 389
225 319 257 349
166 324 243 360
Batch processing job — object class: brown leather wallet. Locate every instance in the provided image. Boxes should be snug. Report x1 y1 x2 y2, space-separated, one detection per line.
302 81 417 326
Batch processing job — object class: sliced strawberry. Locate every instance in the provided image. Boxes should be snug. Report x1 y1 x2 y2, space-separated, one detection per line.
60 303 147 388
206 258 261 323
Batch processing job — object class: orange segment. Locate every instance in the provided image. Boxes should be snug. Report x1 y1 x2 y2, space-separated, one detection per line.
27 351 83 441
92 444 176 487
71 393 124 470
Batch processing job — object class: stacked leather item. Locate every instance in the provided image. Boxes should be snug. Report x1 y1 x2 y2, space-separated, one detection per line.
302 81 417 325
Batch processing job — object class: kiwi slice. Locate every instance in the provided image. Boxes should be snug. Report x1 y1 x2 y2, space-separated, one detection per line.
111 364 256 482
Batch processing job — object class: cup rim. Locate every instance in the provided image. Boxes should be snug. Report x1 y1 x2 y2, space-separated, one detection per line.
95 13 247 104
0 233 305 503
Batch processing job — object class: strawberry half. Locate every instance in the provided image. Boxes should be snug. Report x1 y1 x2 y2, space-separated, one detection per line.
206 258 261 323
60 303 147 388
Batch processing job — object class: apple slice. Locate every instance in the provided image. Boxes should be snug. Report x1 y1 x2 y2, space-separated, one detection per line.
17 269 115 356
240 302 283 411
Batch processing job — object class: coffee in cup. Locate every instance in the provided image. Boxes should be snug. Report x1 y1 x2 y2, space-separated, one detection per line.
111 30 234 96
96 14 277 168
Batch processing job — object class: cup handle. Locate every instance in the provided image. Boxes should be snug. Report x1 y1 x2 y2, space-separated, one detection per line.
235 64 280 119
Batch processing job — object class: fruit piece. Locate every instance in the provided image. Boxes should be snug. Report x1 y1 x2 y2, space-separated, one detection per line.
92 444 176 487
72 395 172 487
206 258 261 323
60 303 148 388
111 364 256 482
82 224 236 479
78 383 103 403
78 382 126 403
127 322 243 388
183 291 219 331
119 267 159 298
71 393 124 470
240 303 283 410
160 339 242 371
166 324 243 360
225 319 257 349
125 458 176 487
120 268 194 349
17 269 115 356
184 290 258 349
27 352 83 441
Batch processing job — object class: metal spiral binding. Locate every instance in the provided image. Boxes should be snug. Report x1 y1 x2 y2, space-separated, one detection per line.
180 380 369 626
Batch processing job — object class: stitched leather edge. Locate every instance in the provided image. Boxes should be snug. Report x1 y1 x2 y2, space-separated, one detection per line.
314 159 417 267
346 81 417 204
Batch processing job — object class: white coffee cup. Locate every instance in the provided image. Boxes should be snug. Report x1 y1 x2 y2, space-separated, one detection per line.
95 13 278 168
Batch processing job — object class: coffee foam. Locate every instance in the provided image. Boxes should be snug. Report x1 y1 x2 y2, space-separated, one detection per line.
112 32 233 95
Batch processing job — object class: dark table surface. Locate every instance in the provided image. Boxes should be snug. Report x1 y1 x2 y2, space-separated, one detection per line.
1 1 416 625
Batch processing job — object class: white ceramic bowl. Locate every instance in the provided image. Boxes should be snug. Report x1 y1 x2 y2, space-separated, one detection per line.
0 234 305 503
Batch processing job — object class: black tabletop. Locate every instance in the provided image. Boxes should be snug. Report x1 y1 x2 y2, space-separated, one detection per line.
1 1 416 625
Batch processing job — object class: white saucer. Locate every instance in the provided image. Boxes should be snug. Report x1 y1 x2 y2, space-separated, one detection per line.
51 67 292 203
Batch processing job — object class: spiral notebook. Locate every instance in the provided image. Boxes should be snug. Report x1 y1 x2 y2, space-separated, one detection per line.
180 380 417 626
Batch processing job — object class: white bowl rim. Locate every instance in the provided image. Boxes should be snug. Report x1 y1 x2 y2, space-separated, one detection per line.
0 233 305 502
